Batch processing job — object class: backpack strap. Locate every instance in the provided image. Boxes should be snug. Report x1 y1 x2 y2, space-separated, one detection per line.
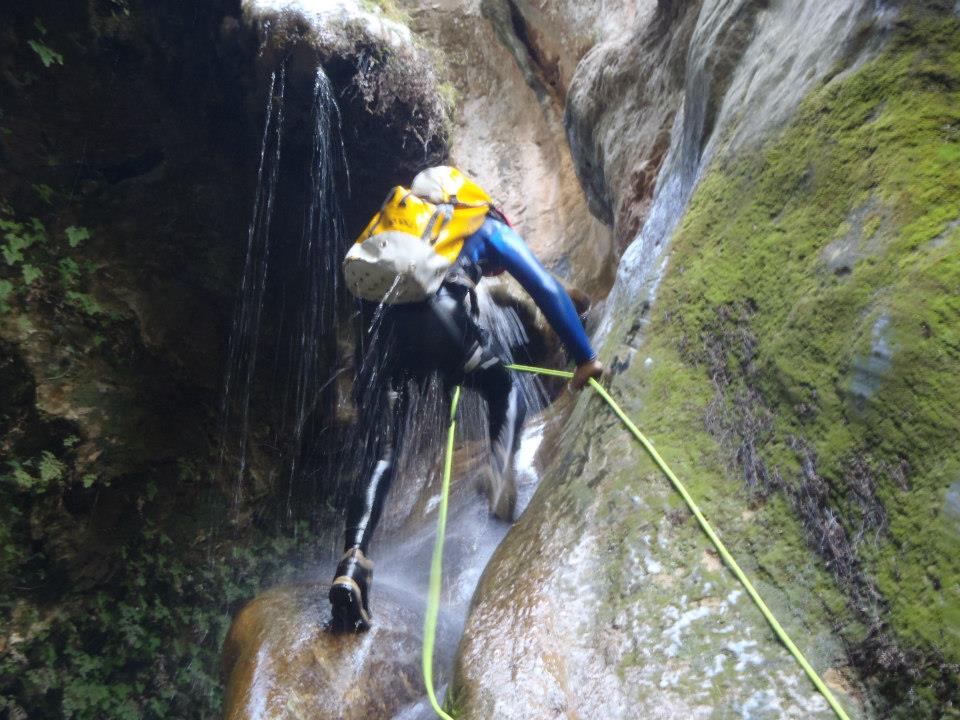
422 204 454 245
363 188 403 240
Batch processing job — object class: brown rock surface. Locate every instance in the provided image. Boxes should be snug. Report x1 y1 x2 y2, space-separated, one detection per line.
222 583 457 720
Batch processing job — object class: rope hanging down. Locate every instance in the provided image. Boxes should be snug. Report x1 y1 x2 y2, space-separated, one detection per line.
422 386 460 720
423 365 850 720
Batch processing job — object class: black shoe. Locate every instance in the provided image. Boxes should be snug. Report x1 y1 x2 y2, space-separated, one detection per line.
329 547 373 632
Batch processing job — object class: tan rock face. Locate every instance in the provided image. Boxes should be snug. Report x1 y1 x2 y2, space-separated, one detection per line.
222 583 458 720
402 0 616 298
502 0 642 99
565 0 701 249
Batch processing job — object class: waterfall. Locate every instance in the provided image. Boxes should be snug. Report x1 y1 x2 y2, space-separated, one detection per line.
219 62 350 519
220 64 287 511
281 66 349 518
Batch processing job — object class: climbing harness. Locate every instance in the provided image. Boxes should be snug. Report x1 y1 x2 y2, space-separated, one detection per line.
422 365 851 720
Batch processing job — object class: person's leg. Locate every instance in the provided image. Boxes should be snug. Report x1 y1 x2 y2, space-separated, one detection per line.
342 383 406 554
331 299 413 632
423 283 529 519
331 378 409 631
463 353 527 520
426 282 528 520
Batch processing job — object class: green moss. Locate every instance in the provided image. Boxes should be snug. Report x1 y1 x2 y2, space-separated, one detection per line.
598 7 960 715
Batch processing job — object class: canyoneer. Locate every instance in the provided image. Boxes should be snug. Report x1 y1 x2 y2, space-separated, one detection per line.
330 166 603 631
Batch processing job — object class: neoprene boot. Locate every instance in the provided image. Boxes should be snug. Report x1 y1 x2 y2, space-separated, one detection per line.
329 547 373 632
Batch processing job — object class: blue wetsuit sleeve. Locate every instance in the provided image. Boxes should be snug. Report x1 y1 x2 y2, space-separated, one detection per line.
480 219 597 364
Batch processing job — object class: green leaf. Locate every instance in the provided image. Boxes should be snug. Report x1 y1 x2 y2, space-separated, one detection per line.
13 466 36 489
67 291 103 316
0 279 13 300
5 460 37 490
65 225 91 247
82 474 96 488
27 39 63 68
63 435 80 448
34 18 48 36
32 183 55 204
59 257 80 286
21 264 42 284
3 238 27 265
38 451 64 483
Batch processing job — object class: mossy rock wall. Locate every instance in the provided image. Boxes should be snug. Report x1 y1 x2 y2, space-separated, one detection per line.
456 4 959 718
641 8 960 711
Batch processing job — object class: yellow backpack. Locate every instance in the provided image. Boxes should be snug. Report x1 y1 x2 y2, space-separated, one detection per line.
343 166 493 303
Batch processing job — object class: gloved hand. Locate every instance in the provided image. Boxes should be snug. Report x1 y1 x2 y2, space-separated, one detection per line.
571 358 604 391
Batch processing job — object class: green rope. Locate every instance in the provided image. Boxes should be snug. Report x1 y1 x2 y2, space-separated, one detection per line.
422 385 459 720
507 363 851 720
422 364 850 720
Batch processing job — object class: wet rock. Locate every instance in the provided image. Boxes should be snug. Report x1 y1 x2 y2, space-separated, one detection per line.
221 412 553 719
567 0 887 254
820 198 888 276
453 418 859 719
945 483 960 536
222 582 457 720
453 0 910 717
848 313 894 406
565 0 696 247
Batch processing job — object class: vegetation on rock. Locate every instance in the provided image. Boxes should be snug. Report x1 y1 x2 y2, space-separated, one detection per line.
597 5 959 715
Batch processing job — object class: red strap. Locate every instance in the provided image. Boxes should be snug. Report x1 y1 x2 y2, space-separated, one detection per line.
493 205 514 228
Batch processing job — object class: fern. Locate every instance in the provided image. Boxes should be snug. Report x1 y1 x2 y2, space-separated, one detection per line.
27 39 63 68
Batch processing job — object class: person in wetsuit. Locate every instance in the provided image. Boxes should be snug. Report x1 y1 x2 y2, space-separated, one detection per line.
330 213 603 632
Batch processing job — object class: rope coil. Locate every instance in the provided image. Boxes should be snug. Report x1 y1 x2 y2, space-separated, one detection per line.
422 365 850 720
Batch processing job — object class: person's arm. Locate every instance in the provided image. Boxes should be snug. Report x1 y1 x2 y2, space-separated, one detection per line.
481 219 603 389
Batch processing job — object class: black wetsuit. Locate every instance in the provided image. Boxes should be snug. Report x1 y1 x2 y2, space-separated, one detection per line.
343 218 596 552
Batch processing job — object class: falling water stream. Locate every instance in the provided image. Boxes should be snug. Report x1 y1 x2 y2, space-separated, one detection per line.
220 64 287 508
279 66 349 513
375 414 548 720
220 60 352 522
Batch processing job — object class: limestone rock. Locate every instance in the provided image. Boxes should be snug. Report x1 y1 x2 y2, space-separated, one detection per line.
222 583 456 720
452 0 928 717
453 414 860 718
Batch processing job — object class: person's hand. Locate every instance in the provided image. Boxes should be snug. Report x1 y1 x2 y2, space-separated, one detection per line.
571 358 603 391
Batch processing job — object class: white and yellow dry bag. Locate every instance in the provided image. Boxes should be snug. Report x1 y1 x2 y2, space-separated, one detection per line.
343 166 493 303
